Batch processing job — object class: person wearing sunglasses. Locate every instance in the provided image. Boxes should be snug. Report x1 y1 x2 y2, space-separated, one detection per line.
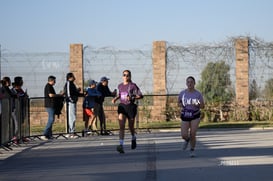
112 70 143 153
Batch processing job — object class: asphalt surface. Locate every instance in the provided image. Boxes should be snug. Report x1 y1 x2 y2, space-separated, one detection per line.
0 128 273 181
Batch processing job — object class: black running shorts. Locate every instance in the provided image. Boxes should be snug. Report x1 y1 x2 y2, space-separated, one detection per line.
117 103 137 119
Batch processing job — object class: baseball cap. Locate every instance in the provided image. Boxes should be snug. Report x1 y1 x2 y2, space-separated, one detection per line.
89 80 97 85
100 76 110 82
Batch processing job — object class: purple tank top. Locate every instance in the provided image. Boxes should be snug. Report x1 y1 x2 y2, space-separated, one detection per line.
178 89 204 112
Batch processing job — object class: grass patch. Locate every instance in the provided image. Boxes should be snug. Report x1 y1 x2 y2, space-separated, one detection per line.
199 121 273 129
138 120 273 129
30 120 273 135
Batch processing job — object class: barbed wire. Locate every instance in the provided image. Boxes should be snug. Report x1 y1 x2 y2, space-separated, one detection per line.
1 37 273 98
83 46 153 94
1 52 69 97
166 38 236 94
249 37 273 92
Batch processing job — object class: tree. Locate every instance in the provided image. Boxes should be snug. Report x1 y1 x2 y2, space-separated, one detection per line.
197 61 232 103
263 78 273 99
249 79 259 100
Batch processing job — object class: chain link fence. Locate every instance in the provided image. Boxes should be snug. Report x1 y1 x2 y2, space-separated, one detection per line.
1 37 273 137
166 39 236 94
83 46 153 94
1 52 69 97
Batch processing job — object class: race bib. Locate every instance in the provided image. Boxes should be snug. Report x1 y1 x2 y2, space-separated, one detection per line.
120 92 128 101
182 110 195 119
181 109 200 121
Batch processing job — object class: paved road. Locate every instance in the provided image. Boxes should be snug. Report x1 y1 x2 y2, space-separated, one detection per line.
0 129 273 181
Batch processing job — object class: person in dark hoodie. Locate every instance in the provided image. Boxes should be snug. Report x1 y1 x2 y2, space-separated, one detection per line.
1 77 18 143
12 76 29 142
82 80 101 133
96 76 116 135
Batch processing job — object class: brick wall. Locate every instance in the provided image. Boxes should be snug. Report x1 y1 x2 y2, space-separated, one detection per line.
152 41 167 121
235 38 249 107
70 44 84 122
30 39 251 126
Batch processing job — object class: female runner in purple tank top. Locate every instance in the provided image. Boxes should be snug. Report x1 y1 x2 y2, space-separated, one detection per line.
178 76 205 157
112 70 143 153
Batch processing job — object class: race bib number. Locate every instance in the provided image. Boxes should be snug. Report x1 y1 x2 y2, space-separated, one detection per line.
120 92 128 101
181 109 201 121
184 111 193 118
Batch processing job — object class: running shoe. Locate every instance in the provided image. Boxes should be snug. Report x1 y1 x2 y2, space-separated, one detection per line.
70 134 78 139
182 139 190 150
40 136 48 141
117 145 125 154
22 137 30 142
65 134 71 138
103 131 110 135
12 136 18 144
86 129 92 134
131 138 137 149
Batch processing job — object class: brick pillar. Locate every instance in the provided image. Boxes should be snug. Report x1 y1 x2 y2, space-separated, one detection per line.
152 41 167 121
70 44 83 90
235 38 249 107
70 44 84 124
235 38 250 121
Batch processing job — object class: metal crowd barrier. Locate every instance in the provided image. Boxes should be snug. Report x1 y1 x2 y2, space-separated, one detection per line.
0 93 180 152
0 96 30 150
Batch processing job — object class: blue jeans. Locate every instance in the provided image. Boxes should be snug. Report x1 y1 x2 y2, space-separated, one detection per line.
44 107 55 138
68 102 76 133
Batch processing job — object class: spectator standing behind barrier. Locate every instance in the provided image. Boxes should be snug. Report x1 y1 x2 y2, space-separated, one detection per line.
12 76 27 97
1 77 18 143
0 81 2 116
41 76 64 141
97 76 117 135
178 76 205 157
64 72 82 138
82 80 101 134
112 70 143 154
12 76 29 142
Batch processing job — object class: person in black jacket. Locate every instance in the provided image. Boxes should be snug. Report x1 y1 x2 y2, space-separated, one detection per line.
97 76 116 135
1 77 18 143
64 72 82 138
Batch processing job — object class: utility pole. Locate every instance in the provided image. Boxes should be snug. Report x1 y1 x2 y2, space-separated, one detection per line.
0 44 1 79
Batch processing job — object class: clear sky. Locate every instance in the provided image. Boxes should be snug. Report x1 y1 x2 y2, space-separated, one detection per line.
1 0 273 52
